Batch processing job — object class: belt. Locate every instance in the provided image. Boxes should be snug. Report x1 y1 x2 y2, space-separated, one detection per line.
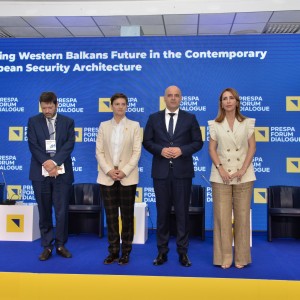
169 161 173 168
114 166 119 170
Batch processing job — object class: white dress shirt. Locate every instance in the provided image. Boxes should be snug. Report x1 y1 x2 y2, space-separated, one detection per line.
165 108 179 134
111 117 125 167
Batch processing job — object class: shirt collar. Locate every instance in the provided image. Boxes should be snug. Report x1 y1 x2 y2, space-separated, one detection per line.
111 116 127 126
165 108 179 116
45 113 57 121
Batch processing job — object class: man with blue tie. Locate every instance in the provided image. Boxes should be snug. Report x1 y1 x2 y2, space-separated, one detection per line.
143 85 203 267
27 92 75 261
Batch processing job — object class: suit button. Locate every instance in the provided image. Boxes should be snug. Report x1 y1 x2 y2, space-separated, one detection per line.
236 148 239 151
170 142 173 145
237 158 240 161
227 149 230 152
228 169 231 172
227 159 230 162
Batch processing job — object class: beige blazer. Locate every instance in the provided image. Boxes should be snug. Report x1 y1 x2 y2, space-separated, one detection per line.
208 118 256 184
96 117 141 186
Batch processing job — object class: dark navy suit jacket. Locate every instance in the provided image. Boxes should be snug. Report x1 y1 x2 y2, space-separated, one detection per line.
143 109 203 179
27 113 75 183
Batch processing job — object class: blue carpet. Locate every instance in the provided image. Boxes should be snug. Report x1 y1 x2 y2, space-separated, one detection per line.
1 231 300 280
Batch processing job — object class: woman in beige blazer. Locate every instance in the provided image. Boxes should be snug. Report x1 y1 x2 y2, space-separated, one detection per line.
96 93 141 265
208 87 256 269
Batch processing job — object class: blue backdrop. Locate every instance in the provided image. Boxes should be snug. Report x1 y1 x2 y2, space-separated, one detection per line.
1 35 299 231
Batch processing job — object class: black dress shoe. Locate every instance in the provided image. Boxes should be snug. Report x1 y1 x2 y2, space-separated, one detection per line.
104 254 119 265
118 253 130 265
179 253 192 267
39 248 52 261
153 253 168 266
56 246 72 258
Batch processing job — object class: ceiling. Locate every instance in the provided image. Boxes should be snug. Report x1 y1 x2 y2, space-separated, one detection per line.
0 1 300 38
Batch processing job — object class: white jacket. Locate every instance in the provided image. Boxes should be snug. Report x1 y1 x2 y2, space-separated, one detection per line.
208 118 256 184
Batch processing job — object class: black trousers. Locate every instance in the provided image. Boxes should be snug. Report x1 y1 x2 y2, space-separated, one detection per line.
100 181 137 255
154 169 192 255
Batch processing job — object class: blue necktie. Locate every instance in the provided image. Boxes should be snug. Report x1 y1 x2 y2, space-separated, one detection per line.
168 113 175 137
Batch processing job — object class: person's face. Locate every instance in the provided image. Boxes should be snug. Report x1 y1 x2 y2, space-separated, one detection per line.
111 97 127 118
221 91 238 113
40 101 58 119
164 86 182 112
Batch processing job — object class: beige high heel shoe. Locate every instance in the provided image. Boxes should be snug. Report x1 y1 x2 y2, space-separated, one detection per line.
235 264 245 269
221 264 231 269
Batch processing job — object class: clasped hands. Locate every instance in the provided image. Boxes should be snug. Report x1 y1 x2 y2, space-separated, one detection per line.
161 147 182 159
219 167 246 184
108 169 126 181
43 160 61 177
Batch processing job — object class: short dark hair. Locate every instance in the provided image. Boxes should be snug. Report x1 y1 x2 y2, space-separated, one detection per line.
110 93 128 105
39 92 57 105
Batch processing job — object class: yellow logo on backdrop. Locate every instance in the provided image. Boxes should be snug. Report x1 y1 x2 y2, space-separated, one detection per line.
200 126 206 141
255 127 269 142
286 96 300 111
254 188 267 204
75 127 83 142
159 97 166 110
7 185 22 200
135 187 143 203
9 127 23 141
286 158 300 173
7 215 24 232
99 98 111 112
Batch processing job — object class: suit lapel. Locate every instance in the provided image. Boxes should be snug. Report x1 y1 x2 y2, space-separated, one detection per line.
55 114 61 142
232 119 243 146
119 118 129 154
173 109 183 138
159 110 169 137
39 114 50 139
107 120 114 158
221 118 238 147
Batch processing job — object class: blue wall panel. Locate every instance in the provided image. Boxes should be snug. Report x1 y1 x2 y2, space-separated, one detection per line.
1 35 299 230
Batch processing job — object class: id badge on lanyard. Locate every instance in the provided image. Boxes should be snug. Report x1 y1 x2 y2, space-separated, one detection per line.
46 139 56 154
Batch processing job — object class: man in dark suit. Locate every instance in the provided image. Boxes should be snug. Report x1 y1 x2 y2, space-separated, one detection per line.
143 85 203 267
27 92 75 261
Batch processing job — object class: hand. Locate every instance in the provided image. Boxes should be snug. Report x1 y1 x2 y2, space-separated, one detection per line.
161 147 182 159
231 169 246 182
116 170 126 180
169 147 182 159
108 169 120 181
161 147 174 159
48 167 59 177
43 160 56 173
218 167 232 185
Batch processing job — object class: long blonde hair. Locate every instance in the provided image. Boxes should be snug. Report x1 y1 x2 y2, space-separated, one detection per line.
215 87 246 123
